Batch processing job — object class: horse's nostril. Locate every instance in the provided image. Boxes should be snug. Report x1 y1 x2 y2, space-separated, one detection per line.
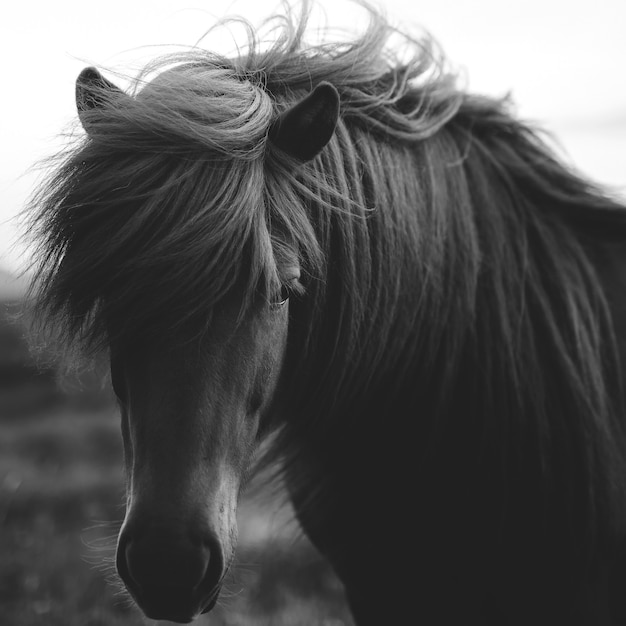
134 541 206 589
115 519 228 621
118 526 217 591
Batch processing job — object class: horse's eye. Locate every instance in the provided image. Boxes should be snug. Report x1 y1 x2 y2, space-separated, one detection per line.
270 284 290 308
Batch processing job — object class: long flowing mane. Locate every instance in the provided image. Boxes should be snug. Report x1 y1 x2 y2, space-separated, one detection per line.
28 0 626 572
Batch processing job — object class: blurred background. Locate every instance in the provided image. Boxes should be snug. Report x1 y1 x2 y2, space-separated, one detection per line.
1 0 625 624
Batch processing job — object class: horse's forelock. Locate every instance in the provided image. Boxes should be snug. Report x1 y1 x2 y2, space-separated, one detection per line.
31 154 262 347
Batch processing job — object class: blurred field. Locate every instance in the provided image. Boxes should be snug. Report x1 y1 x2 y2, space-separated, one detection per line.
0 291 354 626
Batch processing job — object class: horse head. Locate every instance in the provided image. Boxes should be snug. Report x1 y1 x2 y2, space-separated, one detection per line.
74 67 338 622
110 288 291 620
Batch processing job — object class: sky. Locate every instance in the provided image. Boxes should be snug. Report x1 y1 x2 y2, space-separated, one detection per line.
2 0 625 274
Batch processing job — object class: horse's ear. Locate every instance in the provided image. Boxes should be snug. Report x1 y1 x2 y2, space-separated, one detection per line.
76 67 127 133
269 82 340 162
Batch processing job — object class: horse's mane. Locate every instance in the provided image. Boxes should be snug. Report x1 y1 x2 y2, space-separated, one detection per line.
27 1 626 564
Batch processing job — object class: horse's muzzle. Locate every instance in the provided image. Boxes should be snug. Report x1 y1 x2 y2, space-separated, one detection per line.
116 520 224 622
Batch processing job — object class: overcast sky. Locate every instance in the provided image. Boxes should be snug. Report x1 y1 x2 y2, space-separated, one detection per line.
2 0 625 273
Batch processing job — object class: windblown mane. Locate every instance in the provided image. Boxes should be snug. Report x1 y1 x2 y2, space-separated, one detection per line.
27 1 455 350
28 0 626 566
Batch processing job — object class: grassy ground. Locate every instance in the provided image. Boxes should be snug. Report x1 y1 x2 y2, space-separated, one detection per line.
0 399 354 625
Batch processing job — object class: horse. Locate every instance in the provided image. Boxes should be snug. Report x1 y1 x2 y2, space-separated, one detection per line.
26 2 626 624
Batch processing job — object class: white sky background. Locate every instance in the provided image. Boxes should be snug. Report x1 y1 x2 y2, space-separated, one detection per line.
1 0 625 273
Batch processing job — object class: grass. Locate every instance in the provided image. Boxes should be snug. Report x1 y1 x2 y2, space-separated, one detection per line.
0 399 354 625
